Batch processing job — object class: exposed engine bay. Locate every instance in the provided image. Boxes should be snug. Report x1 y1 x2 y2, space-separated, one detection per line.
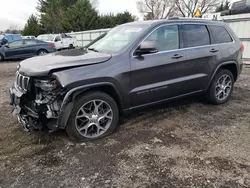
10 72 67 132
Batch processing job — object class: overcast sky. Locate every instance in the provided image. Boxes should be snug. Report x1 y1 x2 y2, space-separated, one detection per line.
0 0 139 31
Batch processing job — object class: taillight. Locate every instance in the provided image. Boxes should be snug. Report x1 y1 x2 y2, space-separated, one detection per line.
49 43 55 47
240 44 244 51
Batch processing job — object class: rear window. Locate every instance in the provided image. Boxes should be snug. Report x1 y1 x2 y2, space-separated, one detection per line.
209 25 233 44
181 25 210 48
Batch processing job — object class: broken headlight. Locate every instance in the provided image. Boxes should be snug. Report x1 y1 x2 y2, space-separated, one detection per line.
34 78 59 91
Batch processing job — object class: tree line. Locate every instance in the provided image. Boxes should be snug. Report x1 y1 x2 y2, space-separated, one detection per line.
22 0 136 36
22 0 227 36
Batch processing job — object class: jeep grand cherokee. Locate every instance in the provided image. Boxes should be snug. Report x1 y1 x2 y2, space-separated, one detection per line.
10 18 244 141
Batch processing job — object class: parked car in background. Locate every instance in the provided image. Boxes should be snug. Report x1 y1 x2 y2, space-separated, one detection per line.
10 19 243 141
0 34 22 45
0 39 56 61
36 33 76 50
22 36 36 39
221 0 250 16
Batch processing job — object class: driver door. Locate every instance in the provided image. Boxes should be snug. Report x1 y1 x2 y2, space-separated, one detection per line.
5 40 26 59
130 24 187 107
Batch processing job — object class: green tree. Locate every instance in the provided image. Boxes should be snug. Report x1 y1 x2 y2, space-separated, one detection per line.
22 14 41 36
62 0 100 32
33 0 135 33
215 2 224 12
98 13 116 28
224 0 230 10
39 0 65 33
98 11 135 28
215 0 230 12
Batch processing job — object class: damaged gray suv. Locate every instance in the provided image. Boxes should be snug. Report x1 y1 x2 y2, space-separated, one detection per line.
10 18 244 141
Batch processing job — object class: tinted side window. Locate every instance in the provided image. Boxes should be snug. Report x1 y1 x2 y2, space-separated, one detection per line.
8 40 23 48
24 40 37 45
144 25 179 52
181 25 210 48
210 25 233 44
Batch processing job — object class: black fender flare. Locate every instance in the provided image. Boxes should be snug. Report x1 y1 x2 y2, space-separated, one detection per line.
56 82 123 129
207 61 238 90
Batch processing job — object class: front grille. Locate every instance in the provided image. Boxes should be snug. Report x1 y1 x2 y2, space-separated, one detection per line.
15 72 30 92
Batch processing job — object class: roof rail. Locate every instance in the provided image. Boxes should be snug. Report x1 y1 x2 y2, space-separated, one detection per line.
168 17 180 20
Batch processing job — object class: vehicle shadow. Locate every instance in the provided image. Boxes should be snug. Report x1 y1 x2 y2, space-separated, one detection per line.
43 95 208 142
119 94 208 127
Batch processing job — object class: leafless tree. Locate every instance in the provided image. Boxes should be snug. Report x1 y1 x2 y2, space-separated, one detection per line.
5 24 21 34
175 0 220 17
136 0 176 20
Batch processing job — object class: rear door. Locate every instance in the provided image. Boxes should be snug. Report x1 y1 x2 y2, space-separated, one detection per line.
130 24 188 107
179 24 222 93
4 40 26 59
208 25 236 63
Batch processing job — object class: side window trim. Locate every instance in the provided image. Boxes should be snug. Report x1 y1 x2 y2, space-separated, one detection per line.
132 23 181 57
131 23 235 58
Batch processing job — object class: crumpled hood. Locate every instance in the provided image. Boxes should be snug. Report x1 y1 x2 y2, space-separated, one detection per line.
19 49 112 76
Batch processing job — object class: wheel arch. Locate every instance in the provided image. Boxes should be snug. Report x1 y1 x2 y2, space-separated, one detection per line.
208 61 238 89
36 48 48 55
57 82 124 129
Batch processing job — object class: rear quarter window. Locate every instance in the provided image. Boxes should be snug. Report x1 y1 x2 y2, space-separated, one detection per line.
209 25 233 44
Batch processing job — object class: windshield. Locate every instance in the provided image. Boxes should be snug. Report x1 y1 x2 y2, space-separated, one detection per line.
88 24 147 54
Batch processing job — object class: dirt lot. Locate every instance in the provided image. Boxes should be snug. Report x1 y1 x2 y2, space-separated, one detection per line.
0 62 250 188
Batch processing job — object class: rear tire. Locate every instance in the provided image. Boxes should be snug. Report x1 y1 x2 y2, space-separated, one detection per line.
206 69 234 104
66 91 119 141
38 49 48 56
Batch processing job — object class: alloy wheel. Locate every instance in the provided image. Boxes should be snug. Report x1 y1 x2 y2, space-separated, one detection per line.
215 74 232 101
75 100 113 138
39 51 47 55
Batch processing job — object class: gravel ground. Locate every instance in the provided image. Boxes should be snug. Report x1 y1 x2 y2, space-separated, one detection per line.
0 61 250 188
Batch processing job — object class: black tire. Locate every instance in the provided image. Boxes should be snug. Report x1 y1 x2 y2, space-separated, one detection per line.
37 49 48 56
66 91 119 141
207 69 234 104
69 44 74 49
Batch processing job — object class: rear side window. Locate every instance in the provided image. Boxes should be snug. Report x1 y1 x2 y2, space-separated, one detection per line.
25 40 37 45
181 25 210 48
209 25 233 44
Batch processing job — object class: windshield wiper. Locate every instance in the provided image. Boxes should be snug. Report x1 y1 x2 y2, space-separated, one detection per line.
88 48 99 52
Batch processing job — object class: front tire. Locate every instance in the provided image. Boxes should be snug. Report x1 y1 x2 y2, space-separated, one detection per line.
66 91 119 141
207 69 234 104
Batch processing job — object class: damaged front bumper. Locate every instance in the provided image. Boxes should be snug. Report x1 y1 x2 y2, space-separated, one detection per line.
9 84 68 133
10 86 30 132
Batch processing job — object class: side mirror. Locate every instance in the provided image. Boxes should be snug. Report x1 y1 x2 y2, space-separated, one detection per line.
135 41 158 56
